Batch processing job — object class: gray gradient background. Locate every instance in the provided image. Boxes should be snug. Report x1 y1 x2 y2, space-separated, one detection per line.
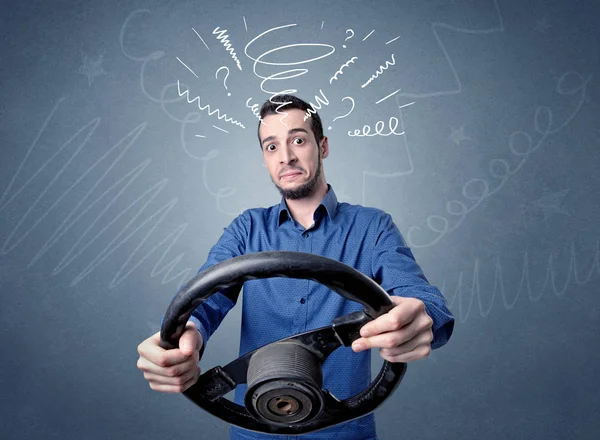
1 0 599 439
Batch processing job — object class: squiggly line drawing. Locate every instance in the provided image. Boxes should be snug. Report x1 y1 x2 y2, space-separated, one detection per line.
405 71 591 248
176 80 245 128
0 97 192 288
443 240 600 323
361 54 396 88
329 56 358 84
303 89 329 121
212 27 243 71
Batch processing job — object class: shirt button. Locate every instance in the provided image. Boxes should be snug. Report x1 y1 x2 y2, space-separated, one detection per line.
300 298 306 304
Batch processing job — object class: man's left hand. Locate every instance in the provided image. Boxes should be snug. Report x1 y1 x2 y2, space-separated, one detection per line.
351 296 434 362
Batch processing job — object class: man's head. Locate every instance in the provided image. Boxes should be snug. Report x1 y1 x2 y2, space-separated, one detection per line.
257 94 329 200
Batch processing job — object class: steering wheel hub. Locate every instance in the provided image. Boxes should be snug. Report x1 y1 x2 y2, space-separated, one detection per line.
246 342 324 424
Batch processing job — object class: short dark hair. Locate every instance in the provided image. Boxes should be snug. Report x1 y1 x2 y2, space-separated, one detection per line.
257 94 324 149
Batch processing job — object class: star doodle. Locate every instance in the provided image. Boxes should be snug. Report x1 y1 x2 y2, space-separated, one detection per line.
448 125 470 145
530 188 570 220
77 50 106 86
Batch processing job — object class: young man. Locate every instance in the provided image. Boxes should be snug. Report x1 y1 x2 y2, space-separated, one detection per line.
137 95 454 440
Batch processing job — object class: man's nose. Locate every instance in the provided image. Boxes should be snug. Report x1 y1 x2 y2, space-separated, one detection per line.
278 145 297 164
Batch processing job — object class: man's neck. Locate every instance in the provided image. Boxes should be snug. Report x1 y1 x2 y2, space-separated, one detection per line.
285 181 328 229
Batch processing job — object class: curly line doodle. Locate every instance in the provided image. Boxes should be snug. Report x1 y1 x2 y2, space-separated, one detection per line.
406 70 592 249
444 240 600 323
329 56 358 84
348 117 404 137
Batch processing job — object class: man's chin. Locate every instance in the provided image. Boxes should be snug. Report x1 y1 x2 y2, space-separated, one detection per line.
275 181 315 200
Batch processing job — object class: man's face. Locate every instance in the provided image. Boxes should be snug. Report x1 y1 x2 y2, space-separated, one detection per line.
259 109 327 200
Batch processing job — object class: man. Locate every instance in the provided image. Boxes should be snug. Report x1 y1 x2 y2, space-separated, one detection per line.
137 94 454 439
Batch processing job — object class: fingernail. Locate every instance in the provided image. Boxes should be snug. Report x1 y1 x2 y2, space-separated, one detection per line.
360 328 370 337
352 342 364 352
181 343 192 351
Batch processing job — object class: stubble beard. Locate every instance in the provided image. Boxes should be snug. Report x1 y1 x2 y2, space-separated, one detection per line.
273 157 322 200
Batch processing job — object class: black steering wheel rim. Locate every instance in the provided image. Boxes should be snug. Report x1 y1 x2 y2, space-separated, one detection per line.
160 251 407 435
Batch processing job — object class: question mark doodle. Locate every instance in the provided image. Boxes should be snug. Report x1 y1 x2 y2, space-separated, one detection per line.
215 66 231 96
328 96 355 130
342 29 354 48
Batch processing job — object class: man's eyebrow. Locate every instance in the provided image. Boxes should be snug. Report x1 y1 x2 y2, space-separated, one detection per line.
261 128 309 146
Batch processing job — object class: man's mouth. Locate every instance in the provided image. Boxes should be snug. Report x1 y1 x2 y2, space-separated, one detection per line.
280 170 303 180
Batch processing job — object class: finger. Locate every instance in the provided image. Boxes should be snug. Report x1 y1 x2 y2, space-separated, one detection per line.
137 352 198 376
379 330 433 359
147 366 202 393
138 333 193 368
353 330 408 352
143 362 200 386
359 297 412 337
179 322 202 356
354 311 433 352
379 341 432 363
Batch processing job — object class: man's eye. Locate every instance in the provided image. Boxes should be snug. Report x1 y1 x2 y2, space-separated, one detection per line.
266 144 276 151
293 138 304 145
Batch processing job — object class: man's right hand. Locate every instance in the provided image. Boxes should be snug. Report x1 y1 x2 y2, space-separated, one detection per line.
137 321 203 393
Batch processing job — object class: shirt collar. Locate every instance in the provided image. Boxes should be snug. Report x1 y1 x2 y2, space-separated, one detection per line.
278 184 339 226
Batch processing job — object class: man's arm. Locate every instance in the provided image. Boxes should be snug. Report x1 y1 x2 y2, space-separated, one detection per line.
370 212 454 350
166 211 250 354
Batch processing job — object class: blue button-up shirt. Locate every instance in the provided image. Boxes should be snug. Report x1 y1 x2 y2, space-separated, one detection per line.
187 185 454 440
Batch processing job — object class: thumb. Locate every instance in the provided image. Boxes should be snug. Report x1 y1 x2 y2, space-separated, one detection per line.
179 322 200 356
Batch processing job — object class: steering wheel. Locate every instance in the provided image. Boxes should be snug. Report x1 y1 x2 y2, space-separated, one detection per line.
159 251 407 435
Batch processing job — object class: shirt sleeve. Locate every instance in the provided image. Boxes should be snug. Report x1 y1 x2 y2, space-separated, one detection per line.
370 212 454 349
177 211 250 353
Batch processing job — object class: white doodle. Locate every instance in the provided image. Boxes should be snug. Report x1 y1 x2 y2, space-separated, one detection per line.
245 97 262 121
244 23 335 97
329 57 358 84
212 27 243 71
215 66 231 96
348 117 404 137
342 29 354 48
376 89 402 104
192 27 210 50
303 89 330 121
328 96 355 130
176 80 245 128
385 35 401 45
361 54 396 88
176 56 199 78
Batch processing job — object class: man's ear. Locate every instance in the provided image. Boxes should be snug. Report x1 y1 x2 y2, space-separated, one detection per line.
320 136 329 159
